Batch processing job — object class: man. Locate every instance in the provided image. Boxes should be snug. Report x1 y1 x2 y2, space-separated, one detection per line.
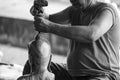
24 0 120 80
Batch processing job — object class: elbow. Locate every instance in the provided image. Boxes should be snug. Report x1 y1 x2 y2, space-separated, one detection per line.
88 32 99 42
87 25 100 42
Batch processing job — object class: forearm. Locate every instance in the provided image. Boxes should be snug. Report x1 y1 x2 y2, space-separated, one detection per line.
49 22 93 43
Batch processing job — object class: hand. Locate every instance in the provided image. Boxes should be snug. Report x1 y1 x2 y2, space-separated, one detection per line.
34 17 52 33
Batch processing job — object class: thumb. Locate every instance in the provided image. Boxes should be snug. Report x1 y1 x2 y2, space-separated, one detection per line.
34 16 42 22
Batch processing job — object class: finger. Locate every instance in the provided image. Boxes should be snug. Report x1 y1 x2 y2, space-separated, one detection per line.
35 18 42 23
34 16 42 20
34 16 39 20
33 21 38 26
34 26 40 32
34 24 40 29
33 20 40 25
34 22 43 28
30 6 35 16
36 13 44 17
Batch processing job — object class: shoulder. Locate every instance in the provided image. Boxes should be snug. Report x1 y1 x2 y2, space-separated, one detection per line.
93 2 117 14
98 2 119 25
92 2 118 22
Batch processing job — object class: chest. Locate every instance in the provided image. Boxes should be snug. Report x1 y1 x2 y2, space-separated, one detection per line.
69 8 96 25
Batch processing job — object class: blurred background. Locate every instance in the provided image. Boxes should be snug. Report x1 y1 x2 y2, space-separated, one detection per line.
0 0 71 66
0 0 120 66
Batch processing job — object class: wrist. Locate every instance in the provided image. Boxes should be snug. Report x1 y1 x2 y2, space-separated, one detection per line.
49 22 70 34
47 21 54 33
49 22 59 33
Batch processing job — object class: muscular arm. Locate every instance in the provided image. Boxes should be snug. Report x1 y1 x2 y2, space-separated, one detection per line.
49 9 113 43
34 6 72 40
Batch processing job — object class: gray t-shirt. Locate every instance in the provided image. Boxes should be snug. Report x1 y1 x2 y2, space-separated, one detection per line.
67 2 120 78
